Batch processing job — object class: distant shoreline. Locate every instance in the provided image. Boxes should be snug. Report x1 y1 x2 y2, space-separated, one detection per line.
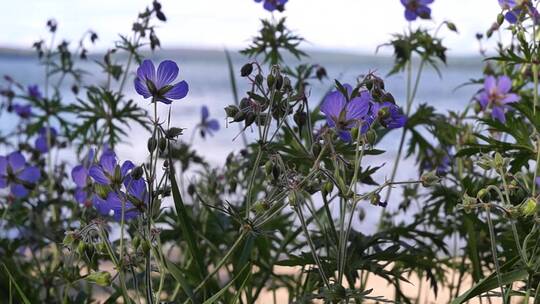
0 46 483 66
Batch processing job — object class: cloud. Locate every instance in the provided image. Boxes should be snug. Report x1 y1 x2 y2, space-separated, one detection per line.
0 0 501 55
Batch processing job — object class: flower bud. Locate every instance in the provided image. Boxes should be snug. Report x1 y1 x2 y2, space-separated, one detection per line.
159 137 167 152
86 271 112 287
224 105 239 118
132 236 141 250
131 166 144 180
366 129 377 145
446 21 458 32
421 171 440 187
476 188 488 200
264 160 274 176
321 181 334 197
370 193 381 206
267 74 275 88
494 152 504 169
255 74 264 85
147 137 157 153
521 198 537 217
497 13 504 26
288 191 297 207
142 240 151 254
240 63 254 77
312 142 322 157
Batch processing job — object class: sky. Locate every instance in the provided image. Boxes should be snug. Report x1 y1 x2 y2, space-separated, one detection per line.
0 0 502 55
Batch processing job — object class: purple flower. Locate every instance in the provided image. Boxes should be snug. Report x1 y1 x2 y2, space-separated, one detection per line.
93 178 147 221
199 106 220 138
370 102 407 130
35 127 58 153
499 0 539 24
254 0 287 12
421 147 451 175
320 84 371 142
401 0 434 21
477 75 520 123
71 149 95 207
0 152 41 198
12 104 32 119
89 149 134 186
28 85 42 99
134 60 189 104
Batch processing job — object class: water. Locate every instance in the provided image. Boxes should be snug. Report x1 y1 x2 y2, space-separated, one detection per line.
0 48 483 232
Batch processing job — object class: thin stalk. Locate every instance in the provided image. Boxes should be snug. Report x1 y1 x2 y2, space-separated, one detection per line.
381 59 426 214
485 205 507 304
182 231 247 304
295 204 330 287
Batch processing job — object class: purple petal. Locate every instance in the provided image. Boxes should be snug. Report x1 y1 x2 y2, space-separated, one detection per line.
163 81 189 100
338 130 352 142
497 76 513 93
0 156 6 175
136 60 156 82
477 92 489 109
127 178 147 202
492 106 506 123
505 10 519 23
419 0 434 4
93 195 111 216
11 184 29 198
484 76 497 92
156 60 179 88
263 1 277 11
207 119 220 131
321 91 346 119
502 93 519 104
201 106 209 121
0 177 6 188
120 161 135 178
416 5 431 19
72 165 88 187
8 152 25 173
345 92 371 122
134 77 152 99
405 9 417 21
75 188 89 205
35 136 49 153
18 166 40 183
99 151 117 175
89 165 110 185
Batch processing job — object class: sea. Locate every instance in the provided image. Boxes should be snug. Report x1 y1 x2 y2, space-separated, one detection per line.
0 48 483 234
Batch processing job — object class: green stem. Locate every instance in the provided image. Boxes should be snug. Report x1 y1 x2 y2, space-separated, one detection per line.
484 205 507 304
295 204 330 287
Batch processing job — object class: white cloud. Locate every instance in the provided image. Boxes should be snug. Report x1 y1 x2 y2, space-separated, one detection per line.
0 0 502 55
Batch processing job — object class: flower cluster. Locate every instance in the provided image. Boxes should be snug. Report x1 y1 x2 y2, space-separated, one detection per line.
134 59 189 104
0 152 41 198
254 0 288 12
321 84 406 142
499 0 540 24
71 148 147 221
477 75 520 123
401 0 434 21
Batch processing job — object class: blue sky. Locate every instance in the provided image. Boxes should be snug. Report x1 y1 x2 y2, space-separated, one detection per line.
0 0 502 55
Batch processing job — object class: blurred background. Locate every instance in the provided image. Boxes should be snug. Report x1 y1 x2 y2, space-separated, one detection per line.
0 0 498 232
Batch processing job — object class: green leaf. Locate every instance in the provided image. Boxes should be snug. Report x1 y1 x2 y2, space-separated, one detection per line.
2 263 32 304
169 165 207 282
202 263 251 304
165 258 195 302
451 258 526 304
